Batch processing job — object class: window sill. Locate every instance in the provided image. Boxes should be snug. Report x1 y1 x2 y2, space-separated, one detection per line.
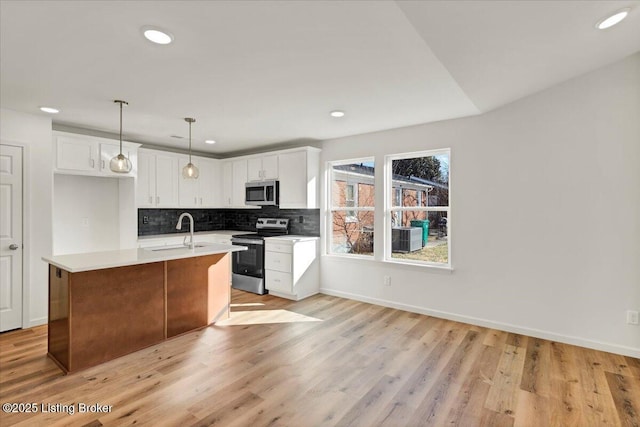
384 258 453 272
322 254 454 273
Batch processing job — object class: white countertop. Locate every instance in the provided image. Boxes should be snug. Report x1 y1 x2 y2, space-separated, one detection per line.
138 230 253 240
43 243 246 273
264 235 320 243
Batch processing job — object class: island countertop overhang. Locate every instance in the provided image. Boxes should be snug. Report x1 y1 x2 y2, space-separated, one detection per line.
42 243 246 273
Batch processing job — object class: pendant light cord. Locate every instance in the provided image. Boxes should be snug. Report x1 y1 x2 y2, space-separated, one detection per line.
119 101 123 154
114 100 128 155
189 120 192 163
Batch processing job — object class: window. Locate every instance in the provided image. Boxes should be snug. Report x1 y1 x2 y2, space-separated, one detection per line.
326 150 450 268
387 149 450 266
329 159 375 256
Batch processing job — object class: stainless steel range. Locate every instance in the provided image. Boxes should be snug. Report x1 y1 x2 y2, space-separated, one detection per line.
230 218 289 295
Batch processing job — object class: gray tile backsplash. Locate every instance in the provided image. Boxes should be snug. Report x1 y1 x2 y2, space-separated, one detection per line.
138 207 320 236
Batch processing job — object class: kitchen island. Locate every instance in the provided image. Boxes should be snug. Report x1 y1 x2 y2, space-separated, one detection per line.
42 243 245 373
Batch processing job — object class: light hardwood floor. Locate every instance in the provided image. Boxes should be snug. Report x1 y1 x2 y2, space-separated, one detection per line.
1 290 639 426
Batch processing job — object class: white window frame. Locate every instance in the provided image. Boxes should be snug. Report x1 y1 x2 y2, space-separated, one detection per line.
384 149 451 268
327 157 375 258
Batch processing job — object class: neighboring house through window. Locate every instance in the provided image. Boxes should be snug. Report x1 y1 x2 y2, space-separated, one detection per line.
329 159 375 256
345 184 357 222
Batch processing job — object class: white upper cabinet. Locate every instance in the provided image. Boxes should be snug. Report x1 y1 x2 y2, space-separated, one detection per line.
198 158 219 207
178 155 198 207
99 142 137 177
136 150 155 207
154 153 180 207
56 134 98 172
136 145 318 209
221 159 252 208
232 159 249 207
137 149 179 208
222 161 233 207
247 154 278 181
178 156 219 208
138 149 219 208
54 132 139 177
278 148 320 208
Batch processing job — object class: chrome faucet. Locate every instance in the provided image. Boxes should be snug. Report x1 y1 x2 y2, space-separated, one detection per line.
176 212 195 249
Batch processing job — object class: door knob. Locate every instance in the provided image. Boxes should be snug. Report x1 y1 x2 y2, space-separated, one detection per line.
9 244 19 250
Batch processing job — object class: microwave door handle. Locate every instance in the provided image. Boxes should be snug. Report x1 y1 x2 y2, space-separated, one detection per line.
264 185 268 202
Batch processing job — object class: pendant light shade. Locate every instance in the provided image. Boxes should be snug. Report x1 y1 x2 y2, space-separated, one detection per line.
182 117 199 179
110 100 133 173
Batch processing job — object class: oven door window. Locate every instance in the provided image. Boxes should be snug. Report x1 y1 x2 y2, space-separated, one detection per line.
233 243 264 278
246 186 265 202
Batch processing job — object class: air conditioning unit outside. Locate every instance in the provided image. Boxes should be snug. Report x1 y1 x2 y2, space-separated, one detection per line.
391 227 422 253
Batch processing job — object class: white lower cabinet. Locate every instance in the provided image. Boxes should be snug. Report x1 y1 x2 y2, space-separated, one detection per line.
265 270 293 294
264 237 319 300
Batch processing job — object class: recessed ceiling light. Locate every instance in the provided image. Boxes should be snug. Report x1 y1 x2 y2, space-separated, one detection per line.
596 8 630 30
330 110 345 118
39 106 60 114
205 140 216 144
142 26 174 45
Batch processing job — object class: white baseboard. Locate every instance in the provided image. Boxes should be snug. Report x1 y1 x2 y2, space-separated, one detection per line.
27 317 47 328
320 287 640 359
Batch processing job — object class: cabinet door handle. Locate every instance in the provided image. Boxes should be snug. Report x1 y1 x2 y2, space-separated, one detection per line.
90 159 95 168
156 196 160 204
200 197 203 205
149 196 152 204
194 197 197 204
102 160 105 169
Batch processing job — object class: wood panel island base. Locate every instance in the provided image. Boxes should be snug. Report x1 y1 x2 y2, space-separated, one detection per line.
43 245 242 373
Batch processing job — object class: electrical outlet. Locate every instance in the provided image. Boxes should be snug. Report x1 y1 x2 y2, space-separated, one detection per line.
627 310 639 325
81 217 89 228
383 276 391 287
143 216 149 224
299 215 304 223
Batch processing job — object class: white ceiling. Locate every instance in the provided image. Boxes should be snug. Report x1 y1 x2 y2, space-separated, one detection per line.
1 1 638 156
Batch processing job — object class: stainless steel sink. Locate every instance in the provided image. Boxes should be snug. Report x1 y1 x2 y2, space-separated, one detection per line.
145 243 212 251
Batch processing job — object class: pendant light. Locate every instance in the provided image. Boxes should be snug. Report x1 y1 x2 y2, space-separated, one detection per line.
182 117 199 179
109 100 133 173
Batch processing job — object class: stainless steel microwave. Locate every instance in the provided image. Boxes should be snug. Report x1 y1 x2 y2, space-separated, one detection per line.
245 180 279 206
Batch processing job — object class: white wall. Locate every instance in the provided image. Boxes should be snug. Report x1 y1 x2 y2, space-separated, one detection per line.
53 175 121 255
0 108 52 327
319 53 640 357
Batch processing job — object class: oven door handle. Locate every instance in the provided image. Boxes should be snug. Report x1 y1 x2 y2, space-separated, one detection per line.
231 239 264 245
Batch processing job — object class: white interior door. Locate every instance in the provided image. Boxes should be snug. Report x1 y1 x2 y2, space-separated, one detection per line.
0 144 23 332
